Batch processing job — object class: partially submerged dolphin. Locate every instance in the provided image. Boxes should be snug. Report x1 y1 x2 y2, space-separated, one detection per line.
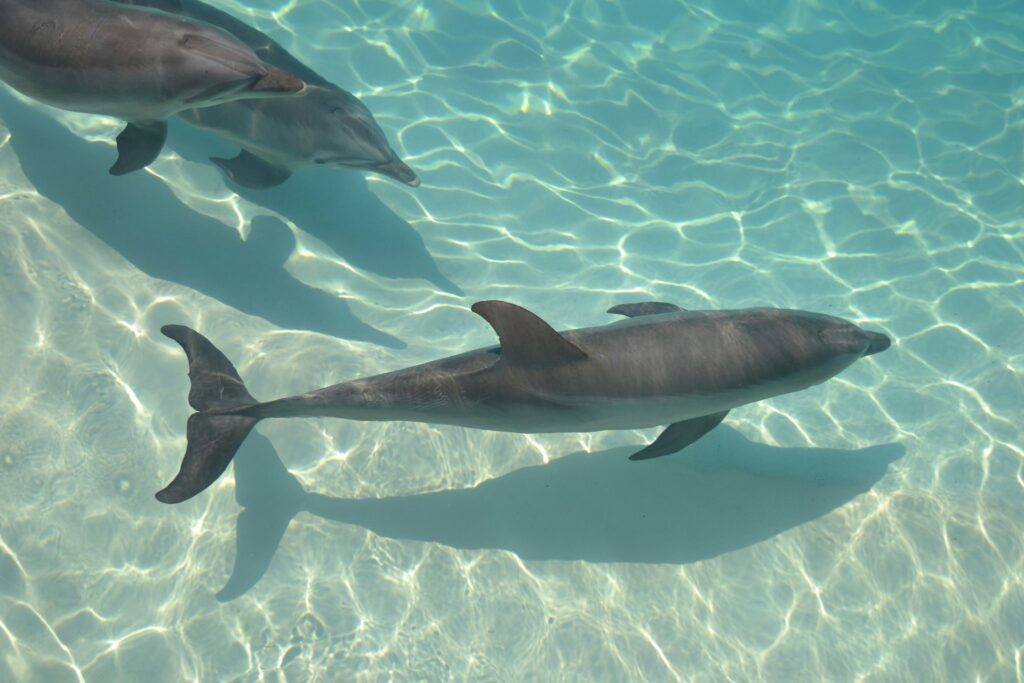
115 0 420 187
157 300 891 503
0 0 306 174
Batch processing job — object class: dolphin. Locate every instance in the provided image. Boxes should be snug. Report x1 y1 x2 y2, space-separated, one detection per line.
114 0 420 187
155 300 891 504
0 0 306 175
179 85 420 188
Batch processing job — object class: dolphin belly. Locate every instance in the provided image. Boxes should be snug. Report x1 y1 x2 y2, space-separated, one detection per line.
441 401 706 434
294 377 749 435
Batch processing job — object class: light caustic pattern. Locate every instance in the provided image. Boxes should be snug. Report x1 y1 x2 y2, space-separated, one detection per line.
0 0 1022 680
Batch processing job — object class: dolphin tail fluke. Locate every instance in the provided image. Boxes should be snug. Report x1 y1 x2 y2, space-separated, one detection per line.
157 325 261 504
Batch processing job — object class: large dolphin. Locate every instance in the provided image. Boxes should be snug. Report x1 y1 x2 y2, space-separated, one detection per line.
0 0 306 174
115 0 420 187
156 300 891 503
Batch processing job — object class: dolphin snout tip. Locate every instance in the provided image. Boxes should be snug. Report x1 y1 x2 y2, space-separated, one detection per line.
376 158 420 187
864 331 891 356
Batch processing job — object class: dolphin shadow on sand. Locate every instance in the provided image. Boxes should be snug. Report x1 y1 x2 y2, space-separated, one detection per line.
166 120 462 295
217 428 904 601
0 85 401 347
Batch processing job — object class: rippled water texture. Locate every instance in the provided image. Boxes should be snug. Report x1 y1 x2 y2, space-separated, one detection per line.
1 0 1022 680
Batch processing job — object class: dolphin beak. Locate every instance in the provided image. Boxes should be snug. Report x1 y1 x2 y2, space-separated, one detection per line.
375 158 420 187
863 331 891 356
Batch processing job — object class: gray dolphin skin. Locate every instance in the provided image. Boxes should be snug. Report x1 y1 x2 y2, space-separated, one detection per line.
179 85 421 188
114 0 420 187
156 300 891 503
0 0 307 175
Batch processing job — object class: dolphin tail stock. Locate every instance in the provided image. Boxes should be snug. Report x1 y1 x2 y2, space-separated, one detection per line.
157 325 263 504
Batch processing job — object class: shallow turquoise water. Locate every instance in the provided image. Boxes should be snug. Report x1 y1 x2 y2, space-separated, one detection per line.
0 0 1022 681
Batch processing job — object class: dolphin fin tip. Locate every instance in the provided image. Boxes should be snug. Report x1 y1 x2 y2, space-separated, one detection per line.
109 120 167 175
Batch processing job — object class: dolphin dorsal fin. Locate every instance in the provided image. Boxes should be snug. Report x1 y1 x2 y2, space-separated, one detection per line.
607 302 684 318
471 301 587 365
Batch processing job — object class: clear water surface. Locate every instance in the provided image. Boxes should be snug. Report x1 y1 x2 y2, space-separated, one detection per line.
0 0 1022 681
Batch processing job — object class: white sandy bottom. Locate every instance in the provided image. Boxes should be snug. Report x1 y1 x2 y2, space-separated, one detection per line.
0 0 1023 680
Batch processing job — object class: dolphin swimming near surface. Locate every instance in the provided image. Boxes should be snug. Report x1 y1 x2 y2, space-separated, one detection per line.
113 0 420 187
0 0 307 175
156 300 891 504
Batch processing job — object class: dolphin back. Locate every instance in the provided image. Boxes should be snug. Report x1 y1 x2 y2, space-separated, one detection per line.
113 0 331 87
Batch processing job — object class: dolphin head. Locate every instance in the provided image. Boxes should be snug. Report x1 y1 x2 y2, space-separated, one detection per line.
306 87 420 187
815 316 892 359
862 331 892 356
734 310 892 394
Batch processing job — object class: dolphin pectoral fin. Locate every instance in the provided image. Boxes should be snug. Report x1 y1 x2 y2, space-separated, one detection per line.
211 151 292 189
629 411 729 461
471 300 587 365
607 302 684 317
109 120 167 175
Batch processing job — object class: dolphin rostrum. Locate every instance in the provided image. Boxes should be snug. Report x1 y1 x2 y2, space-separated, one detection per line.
113 0 420 187
156 300 891 503
0 0 307 175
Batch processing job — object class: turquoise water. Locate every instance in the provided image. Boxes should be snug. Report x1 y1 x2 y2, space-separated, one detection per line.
1 0 1022 680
